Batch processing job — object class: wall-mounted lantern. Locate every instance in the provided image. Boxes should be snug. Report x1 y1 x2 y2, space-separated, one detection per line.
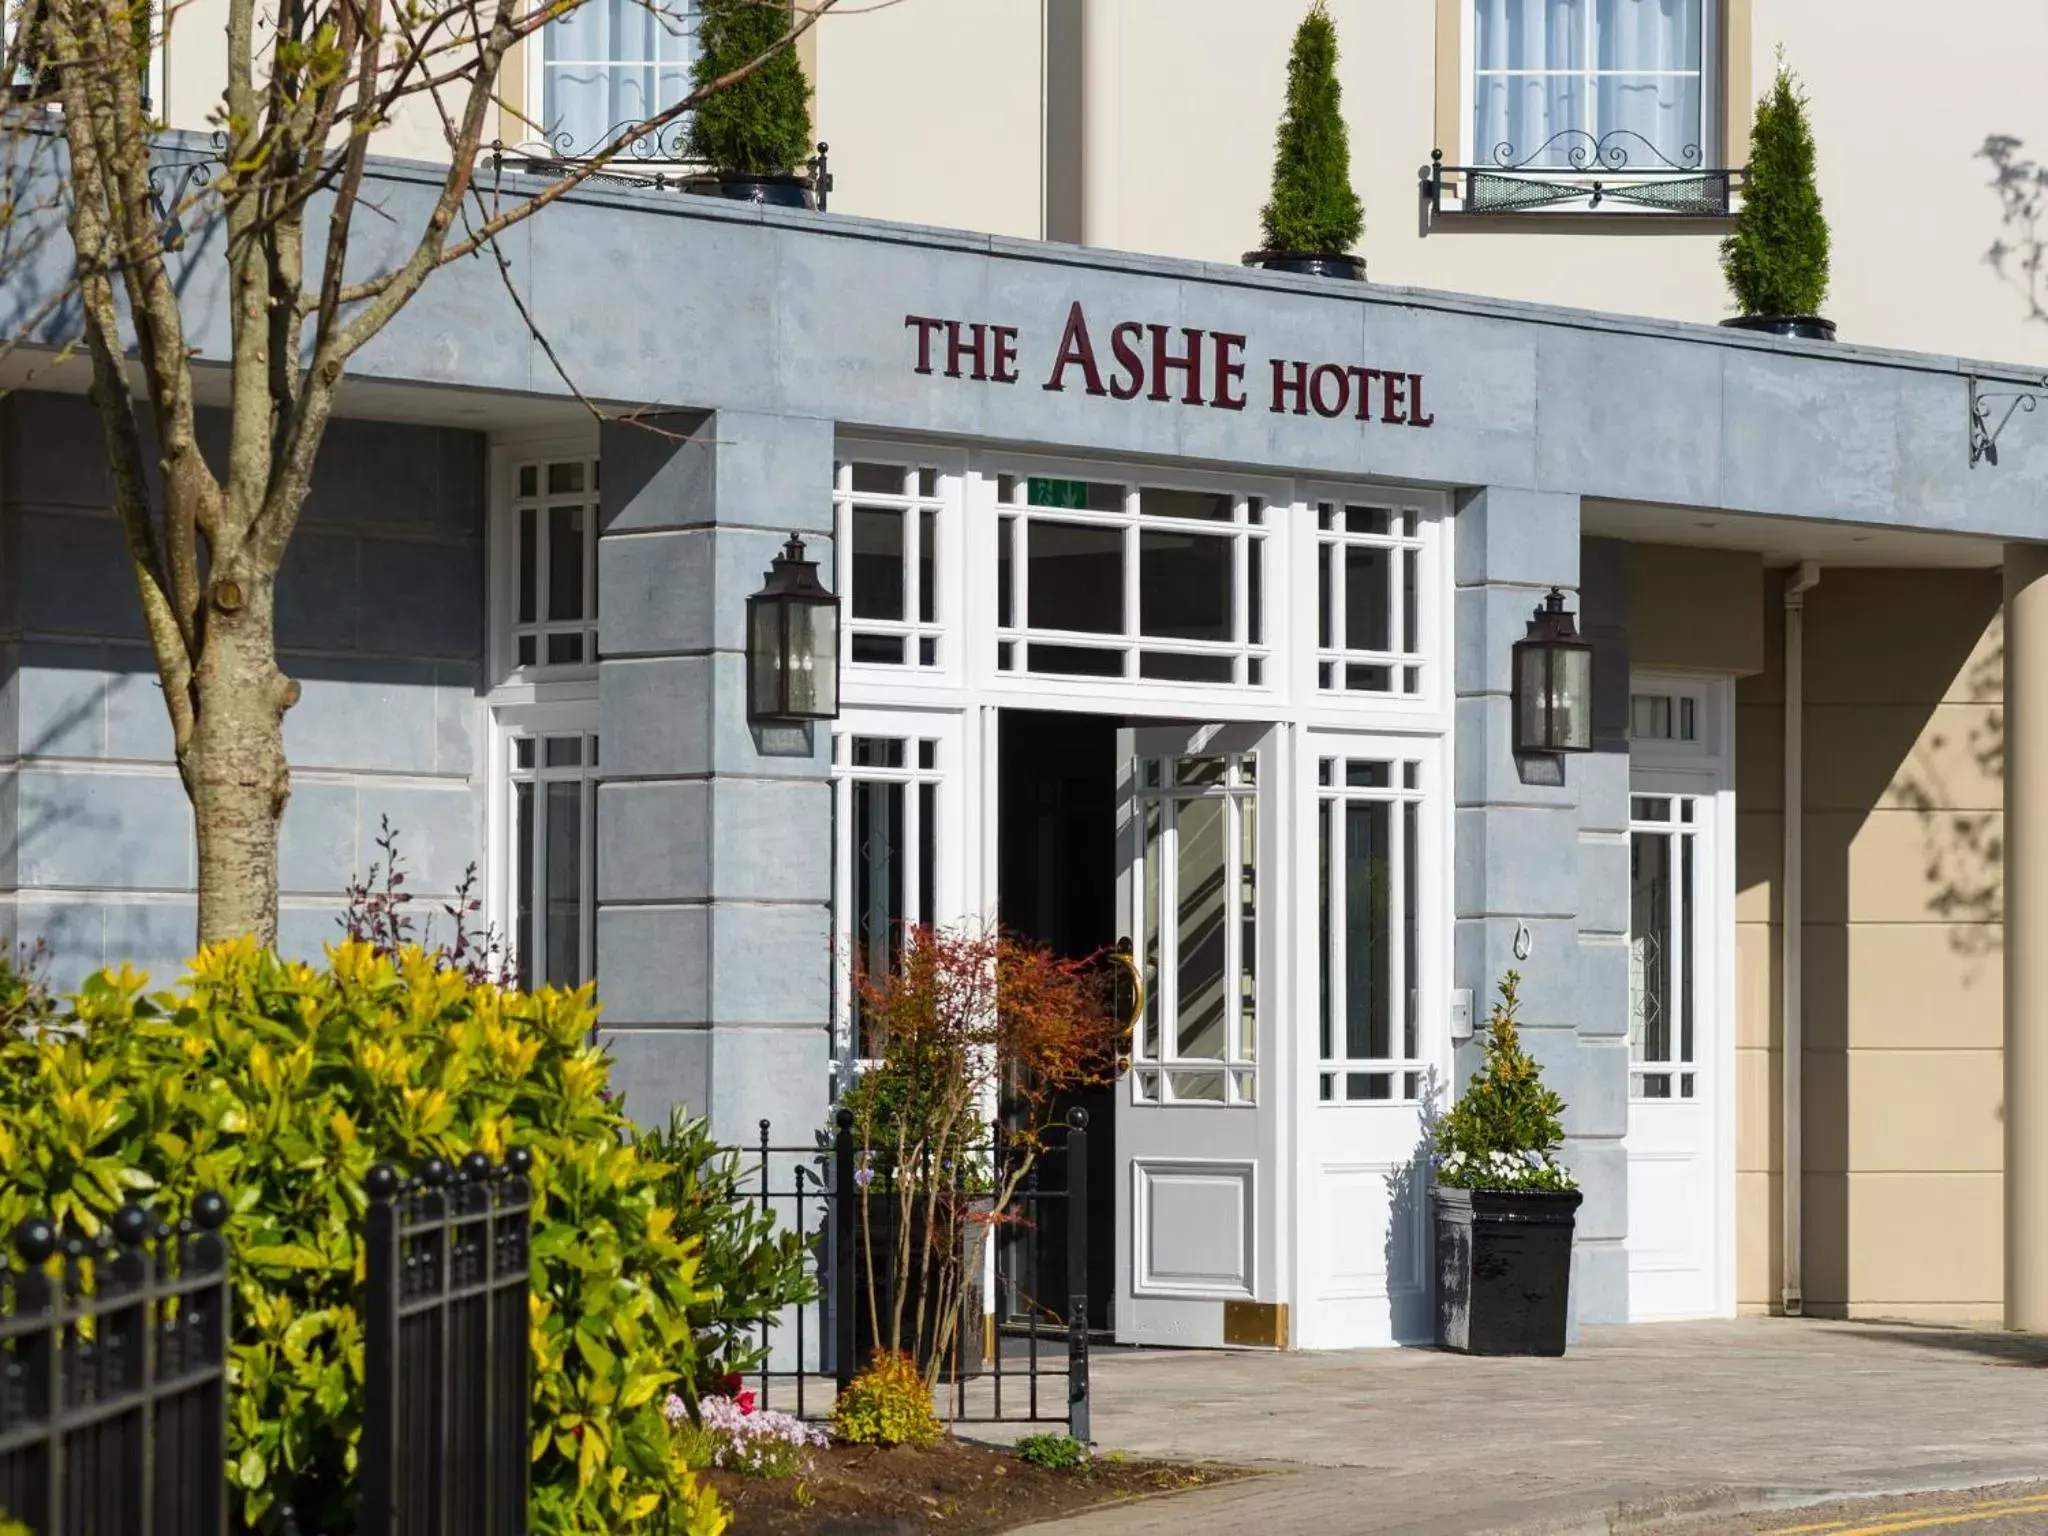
746 533 840 723
1511 588 1593 754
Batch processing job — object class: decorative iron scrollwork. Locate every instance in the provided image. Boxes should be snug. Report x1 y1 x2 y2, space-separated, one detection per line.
1422 142 1745 220
1970 373 2048 468
145 132 227 250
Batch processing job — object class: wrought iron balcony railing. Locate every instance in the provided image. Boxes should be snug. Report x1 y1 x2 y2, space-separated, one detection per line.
1423 133 1746 219
488 125 833 208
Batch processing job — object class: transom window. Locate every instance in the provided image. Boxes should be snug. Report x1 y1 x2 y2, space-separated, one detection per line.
508 731 598 990
508 456 599 674
993 476 1269 688
1318 757 1425 1103
834 733 941 1065
1630 793 1697 1099
1629 690 1697 742
834 461 945 670
539 0 695 159
1130 754 1258 1107
1472 0 1712 170
1317 502 1425 696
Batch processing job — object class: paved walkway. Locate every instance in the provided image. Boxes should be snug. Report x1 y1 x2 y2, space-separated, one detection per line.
1013 1319 2048 1534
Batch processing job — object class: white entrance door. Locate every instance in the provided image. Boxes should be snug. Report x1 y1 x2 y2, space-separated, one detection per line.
1624 676 1735 1321
1115 722 1277 1347
1293 732 1445 1348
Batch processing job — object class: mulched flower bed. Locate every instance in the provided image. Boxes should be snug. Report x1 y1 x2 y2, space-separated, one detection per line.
703 1438 1251 1535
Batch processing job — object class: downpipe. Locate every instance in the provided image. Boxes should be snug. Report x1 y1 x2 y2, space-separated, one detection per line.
1781 562 1821 1316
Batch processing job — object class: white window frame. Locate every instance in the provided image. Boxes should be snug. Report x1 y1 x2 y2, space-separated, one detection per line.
522 0 699 162
495 713 600 990
1311 496 1434 701
1313 747 1434 1106
833 450 963 682
490 439 601 699
1127 750 1261 1110
1461 0 1723 175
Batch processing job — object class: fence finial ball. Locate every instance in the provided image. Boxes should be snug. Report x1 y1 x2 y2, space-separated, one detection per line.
504 1147 533 1176
14 1217 54 1265
365 1165 399 1200
462 1151 492 1183
111 1205 149 1248
419 1157 451 1188
1067 1107 1090 1130
192 1191 230 1231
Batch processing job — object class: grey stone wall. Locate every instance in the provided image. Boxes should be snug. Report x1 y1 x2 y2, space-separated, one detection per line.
1452 488 1631 1328
0 390 487 989
594 410 835 1150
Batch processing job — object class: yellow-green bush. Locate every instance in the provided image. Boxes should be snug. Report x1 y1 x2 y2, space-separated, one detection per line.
829 1350 943 1449
0 938 727 1536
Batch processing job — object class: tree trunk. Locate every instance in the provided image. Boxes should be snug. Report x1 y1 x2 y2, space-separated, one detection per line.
185 571 294 947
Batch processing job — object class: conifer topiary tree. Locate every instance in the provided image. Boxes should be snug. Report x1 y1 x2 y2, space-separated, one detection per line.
688 0 815 177
1432 972 1577 1192
1259 1 1363 255
1722 56 1831 319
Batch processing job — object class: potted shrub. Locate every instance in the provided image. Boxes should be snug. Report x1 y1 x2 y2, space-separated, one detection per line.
1721 55 1833 340
684 0 818 208
1244 2 1365 280
840 924 1122 1393
1431 972 1582 1356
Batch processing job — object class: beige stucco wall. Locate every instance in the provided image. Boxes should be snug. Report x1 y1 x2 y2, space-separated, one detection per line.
1735 569 2005 1322
1629 543 1765 677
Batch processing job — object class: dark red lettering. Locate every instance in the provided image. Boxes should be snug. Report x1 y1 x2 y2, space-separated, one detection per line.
1269 358 1309 415
991 326 1021 384
1149 325 1205 405
945 320 988 380
1211 333 1248 411
1407 373 1434 427
1109 322 1146 400
905 314 945 376
1043 302 1107 395
1380 371 1409 424
1347 366 1383 421
1309 363 1350 419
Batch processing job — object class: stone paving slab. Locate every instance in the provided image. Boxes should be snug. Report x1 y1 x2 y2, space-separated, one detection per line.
1007 1319 2048 1534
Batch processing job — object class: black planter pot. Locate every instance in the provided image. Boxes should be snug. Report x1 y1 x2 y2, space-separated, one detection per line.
847 1194 991 1382
1242 250 1367 281
1433 1185 1581 1356
1719 314 1837 342
683 171 816 210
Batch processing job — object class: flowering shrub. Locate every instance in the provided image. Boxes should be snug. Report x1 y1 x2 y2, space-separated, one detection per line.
665 1391 827 1479
830 1349 943 1449
1432 972 1579 1194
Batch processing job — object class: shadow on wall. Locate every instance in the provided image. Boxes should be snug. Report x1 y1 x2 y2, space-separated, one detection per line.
1982 136 2048 325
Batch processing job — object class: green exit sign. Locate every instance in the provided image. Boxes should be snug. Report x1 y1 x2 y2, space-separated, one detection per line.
1027 477 1089 509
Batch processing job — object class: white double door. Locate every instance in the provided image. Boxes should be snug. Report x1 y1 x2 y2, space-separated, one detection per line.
1624 675 1736 1321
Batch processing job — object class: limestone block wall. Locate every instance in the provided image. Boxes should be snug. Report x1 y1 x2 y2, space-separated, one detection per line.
1735 568 2006 1322
0 390 488 988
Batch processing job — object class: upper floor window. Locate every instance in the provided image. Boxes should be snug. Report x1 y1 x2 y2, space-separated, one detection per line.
506 454 599 677
1316 501 1429 698
835 460 946 670
539 0 696 159
1472 0 1712 172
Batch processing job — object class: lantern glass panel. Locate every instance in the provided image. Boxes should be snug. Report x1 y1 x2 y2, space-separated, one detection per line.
1553 644 1593 751
749 598 784 718
788 598 839 718
1515 642 1551 749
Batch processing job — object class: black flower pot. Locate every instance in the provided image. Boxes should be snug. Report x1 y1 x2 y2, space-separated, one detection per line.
1433 1185 1581 1356
1242 250 1366 281
1719 314 1836 342
847 1193 991 1382
683 171 816 210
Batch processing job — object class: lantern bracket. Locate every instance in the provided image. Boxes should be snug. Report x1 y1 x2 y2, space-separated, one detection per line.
1969 373 2048 468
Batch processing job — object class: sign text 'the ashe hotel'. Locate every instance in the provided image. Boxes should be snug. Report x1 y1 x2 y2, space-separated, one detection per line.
905 301 1435 427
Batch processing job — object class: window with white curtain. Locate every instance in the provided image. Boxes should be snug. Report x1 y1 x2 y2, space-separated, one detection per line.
539 0 696 156
1471 0 1712 170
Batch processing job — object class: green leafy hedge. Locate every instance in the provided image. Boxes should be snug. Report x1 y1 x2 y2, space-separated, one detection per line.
0 940 727 1536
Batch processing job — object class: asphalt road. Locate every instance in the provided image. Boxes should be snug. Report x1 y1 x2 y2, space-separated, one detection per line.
1650 1483 2048 1535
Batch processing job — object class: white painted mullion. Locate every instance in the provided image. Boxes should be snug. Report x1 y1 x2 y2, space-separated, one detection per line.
1122 497 1142 681
1391 774 1407 1073
579 754 596 987
1330 790 1347 1074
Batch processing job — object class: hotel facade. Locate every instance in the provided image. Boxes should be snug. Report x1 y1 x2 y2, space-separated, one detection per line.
7 0 2048 1344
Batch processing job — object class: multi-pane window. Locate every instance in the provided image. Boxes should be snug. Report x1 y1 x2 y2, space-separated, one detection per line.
540 0 695 157
1472 0 1712 169
833 462 944 669
1630 793 1698 1099
1318 757 1425 1103
1130 754 1258 1107
509 731 598 991
994 477 1269 687
835 733 940 1063
509 456 599 673
1317 502 1425 696
1630 691 1697 743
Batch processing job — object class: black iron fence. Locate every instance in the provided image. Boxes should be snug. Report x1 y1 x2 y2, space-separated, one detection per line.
0 1193 231 1536
360 1150 534 1536
737 1110 1093 1439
